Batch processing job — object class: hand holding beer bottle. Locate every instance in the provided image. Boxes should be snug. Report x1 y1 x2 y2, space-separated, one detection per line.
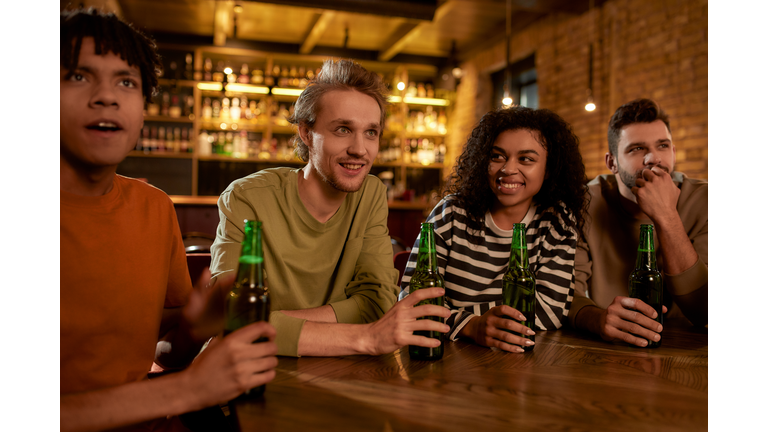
225 220 272 398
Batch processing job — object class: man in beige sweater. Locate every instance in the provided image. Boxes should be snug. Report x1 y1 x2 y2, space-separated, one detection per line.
571 99 707 347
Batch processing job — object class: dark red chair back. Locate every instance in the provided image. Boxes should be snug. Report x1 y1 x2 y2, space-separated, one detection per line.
187 253 212 286
393 250 411 286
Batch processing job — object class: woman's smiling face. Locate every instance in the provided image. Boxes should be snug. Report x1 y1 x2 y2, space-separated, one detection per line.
487 128 548 215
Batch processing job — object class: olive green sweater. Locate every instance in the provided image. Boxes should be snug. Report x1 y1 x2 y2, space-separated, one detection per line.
571 172 708 328
210 167 399 356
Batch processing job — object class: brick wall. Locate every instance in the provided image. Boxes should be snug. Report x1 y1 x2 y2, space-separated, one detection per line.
446 0 708 181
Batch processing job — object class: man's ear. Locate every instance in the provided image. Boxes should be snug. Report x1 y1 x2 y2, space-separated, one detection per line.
605 151 619 174
298 124 312 148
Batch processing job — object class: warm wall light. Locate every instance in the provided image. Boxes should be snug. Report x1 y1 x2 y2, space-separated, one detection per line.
584 88 596 112
397 82 405 91
403 96 450 106
224 67 233 75
585 100 596 112
226 83 269 94
502 84 513 107
197 82 223 91
271 88 304 96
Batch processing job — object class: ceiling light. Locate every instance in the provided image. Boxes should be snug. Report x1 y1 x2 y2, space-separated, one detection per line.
397 82 405 91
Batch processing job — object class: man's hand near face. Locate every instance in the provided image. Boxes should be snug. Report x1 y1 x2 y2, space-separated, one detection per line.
632 166 680 225
631 166 697 276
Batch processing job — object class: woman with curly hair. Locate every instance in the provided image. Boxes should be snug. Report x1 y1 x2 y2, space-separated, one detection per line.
400 106 588 353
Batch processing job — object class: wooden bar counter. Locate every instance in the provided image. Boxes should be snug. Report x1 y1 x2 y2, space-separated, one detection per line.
230 318 707 431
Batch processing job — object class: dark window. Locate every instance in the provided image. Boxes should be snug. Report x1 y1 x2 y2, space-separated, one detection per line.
491 54 537 109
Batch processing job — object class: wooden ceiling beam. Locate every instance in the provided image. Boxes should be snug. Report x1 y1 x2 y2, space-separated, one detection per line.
377 0 456 61
299 10 336 54
377 21 422 62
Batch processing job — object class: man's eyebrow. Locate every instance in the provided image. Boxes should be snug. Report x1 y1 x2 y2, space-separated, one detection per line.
329 119 382 130
70 65 141 78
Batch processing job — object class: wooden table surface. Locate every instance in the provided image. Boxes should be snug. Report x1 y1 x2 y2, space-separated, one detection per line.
231 319 707 432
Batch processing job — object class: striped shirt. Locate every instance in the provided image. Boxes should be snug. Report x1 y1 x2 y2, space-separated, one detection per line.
399 197 577 340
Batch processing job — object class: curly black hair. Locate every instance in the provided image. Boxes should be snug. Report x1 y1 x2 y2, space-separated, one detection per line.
61 8 163 103
444 106 589 239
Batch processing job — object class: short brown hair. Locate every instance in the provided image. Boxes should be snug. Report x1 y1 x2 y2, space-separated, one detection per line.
607 98 671 156
288 59 389 161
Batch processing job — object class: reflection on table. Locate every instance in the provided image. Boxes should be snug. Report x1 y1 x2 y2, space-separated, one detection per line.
230 318 707 431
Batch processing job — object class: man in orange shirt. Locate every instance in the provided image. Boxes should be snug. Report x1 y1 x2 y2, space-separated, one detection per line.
60 9 277 431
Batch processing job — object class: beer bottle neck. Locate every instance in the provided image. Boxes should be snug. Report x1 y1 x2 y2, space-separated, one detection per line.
237 221 266 288
416 227 439 273
508 225 529 269
635 226 658 270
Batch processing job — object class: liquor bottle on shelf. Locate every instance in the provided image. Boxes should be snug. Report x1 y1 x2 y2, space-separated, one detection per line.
226 63 237 83
184 53 194 80
215 132 225 154
502 223 536 352
157 126 166 152
298 65 308 88
628 224 664 348
169 95 181 118
225 220 270 400
180 128 189 153
203 58 213 81
161 92 170 116
169 61 179 81
139 126 149 152
289 65 299 87
251 68 264 85
149 126 158 152
220 98 231 121
406 82 417 97
437 109 448 134
246 100 256 120
407 223 445 361
213 60 225 82
279 65 289 87
231 97 241 122
224 132 234 156
417 83 426 98
202 98 212 120
276 105 290 126
426 83 435 98
238 63 250 84
212 99 221 119
198 131 211 156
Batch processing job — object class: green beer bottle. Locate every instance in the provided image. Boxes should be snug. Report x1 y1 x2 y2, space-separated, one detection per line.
408 223 445 361
502 223 536 352
225 220 271 398
628 224 663 348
